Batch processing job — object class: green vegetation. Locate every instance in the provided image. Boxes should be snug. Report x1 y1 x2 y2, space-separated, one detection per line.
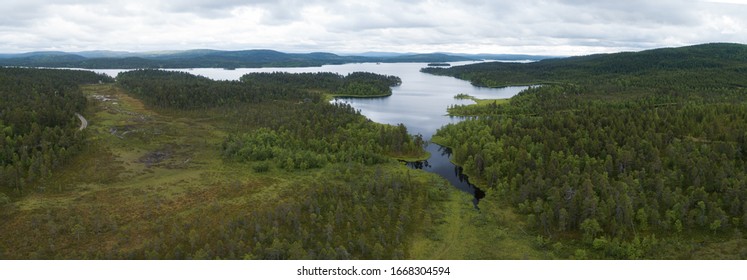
427 43 747 259
422 42 747 89
454 93 473 99
117 70 421 161
0 69 440 259
241 71 401 98
116 70 401 110
4 43 746 260
411 188 545 259
116 69 314 109
0 68 112 198
449 93 510 116
132 164 447 260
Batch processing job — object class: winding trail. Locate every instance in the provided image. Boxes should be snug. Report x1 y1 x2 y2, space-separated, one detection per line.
75 113 88 131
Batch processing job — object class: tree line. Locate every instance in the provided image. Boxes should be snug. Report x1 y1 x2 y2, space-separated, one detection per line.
1 68 435 259
241 71 401 97
117 165 446 259
422 43 747 90
0 68 112 197
117 70 402 110
116 69 315 109
117 69 426 165
428 43 747 258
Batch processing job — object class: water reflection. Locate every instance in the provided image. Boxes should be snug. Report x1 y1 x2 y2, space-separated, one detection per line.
405 144 487 209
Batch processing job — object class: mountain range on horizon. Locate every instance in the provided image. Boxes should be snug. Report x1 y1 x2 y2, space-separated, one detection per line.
0 49 558 69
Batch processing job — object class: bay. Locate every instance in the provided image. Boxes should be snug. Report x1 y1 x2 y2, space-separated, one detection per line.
91 62 528 207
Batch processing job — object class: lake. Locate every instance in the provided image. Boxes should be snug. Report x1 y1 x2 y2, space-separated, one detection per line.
93 63 528 208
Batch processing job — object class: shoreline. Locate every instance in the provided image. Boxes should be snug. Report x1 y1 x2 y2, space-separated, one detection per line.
447 95 510 117
429 136 490 189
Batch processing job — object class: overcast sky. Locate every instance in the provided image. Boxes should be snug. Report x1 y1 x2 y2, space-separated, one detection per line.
1 0 746 55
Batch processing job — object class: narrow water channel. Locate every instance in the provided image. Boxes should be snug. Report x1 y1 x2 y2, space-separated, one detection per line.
309 63 527 209
404 144 486 209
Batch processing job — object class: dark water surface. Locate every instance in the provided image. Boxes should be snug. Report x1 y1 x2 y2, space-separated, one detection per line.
96 63 527 207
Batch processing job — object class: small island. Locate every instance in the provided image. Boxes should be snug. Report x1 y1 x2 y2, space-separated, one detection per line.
427 63 451 67
453 93 473 100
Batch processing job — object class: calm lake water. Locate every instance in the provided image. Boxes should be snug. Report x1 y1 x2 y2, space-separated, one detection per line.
94 63 528 207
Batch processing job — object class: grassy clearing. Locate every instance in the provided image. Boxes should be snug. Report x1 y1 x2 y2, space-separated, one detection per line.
0 83 541 259
446 95 510 116
0 84 446 259
413 136 544 259
391 152 432 162
0 84 310 257
418 135 547 259
410 185 546 259
453 93 510 106
473 98 509 106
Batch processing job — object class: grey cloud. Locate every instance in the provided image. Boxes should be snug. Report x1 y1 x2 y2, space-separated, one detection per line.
325 6 436 31
440 0 713 51
152 0 323 23
0 0 745 55
157 0 252 12
0 0 52 27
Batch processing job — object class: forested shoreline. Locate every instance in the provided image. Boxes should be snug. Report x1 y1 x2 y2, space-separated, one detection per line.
3 43 747 259
241 72 401 98
117 69 424 163
1 67 437 259
428 43 747 258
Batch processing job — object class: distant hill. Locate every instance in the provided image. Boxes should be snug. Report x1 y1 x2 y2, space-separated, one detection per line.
349 52 558 61
380 53 473 63
422 42 747 88
0 52 87 65
0 49 492 69
0 49 555 69
447 53 560 61
73 50 136 58
349 51 418 57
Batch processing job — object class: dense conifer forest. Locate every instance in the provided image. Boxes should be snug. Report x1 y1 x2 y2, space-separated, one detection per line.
0 68 112 198
0 67 435 259
117 69 424 163
3 43 747 259
425 43 747 258
240 72 401 97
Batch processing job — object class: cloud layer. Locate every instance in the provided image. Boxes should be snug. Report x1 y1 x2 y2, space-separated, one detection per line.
1 0 745 55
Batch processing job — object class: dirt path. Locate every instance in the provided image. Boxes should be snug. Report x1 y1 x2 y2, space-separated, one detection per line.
75 113 88 130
